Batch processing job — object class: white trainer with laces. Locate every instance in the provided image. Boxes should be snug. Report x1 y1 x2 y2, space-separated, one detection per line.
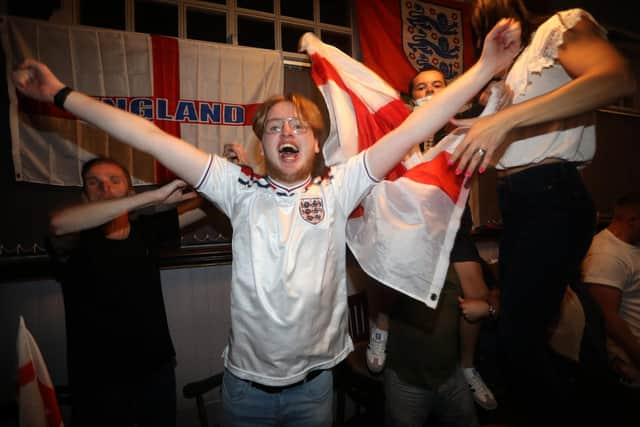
463 367 498 410
366 327 388 373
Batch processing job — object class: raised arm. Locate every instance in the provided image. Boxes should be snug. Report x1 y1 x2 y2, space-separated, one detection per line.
13 59 210 186
50 179 196 235
176 194 208 229
451 17 637 175
365 18 521 179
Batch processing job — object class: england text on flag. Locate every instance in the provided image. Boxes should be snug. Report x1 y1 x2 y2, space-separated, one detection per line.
3 16 282 186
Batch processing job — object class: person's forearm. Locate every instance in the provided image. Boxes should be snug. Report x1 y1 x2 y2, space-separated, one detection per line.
63 91 209 186
491 68 635 134
14 60 211 185
178 208 207 229
50 190 159 235
455 261 490 299
491 15 636 135
177 195 207 229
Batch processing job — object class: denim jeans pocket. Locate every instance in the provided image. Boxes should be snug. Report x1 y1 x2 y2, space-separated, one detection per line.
302 370 332 401
222 371 250 402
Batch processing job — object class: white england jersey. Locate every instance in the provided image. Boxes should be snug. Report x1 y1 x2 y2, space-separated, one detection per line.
196 151 378 385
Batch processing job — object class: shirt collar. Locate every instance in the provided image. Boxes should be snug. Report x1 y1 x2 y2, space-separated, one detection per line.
266 176 312 196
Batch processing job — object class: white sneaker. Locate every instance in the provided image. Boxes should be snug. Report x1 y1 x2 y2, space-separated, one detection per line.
463 367 497 410
366 327 388 373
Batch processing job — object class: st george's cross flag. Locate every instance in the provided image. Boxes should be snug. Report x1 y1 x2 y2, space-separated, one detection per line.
301 32 499 308
17 316 64 427
354 0 475 94
2 16 282 186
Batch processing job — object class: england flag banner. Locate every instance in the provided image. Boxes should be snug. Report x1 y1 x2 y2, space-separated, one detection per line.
17 316 64 427
355 0 474 94
301 33 499 308
2 16 283 186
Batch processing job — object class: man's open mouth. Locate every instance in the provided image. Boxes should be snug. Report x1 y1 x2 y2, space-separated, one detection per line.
279 143 299 160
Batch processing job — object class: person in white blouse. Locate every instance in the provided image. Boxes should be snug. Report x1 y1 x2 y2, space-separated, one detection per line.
449 1 636 426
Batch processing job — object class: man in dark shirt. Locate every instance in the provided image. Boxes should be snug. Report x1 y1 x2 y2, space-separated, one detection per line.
49 157 206 427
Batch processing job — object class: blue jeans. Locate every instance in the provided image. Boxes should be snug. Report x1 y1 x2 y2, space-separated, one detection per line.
222 369 333 427
497 162 596 426
384 367 478 427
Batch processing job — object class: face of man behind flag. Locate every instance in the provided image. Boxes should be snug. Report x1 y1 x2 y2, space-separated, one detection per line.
3 16 283 186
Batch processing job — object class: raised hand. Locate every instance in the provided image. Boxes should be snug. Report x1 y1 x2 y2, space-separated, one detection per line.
478 18 522 79
153 179 198 207
12 58 66 103
222 142 249 165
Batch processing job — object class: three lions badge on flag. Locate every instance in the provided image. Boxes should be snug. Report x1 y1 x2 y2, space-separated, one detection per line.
355 0 475 94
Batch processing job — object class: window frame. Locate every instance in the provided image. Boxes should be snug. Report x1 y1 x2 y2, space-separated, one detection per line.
73 0 355 65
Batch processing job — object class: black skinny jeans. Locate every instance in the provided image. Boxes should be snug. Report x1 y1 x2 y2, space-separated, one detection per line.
496 162 596 426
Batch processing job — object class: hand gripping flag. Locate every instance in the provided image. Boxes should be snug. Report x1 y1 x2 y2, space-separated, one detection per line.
17 316 64 427
301 33 499 308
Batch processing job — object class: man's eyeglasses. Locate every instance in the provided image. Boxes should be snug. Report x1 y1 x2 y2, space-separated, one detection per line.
264 117 309 135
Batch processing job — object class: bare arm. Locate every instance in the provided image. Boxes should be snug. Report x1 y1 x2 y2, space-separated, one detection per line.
13 59 210 186
177 195 208 229
455 260 492 322
586 283 640 371
451 17 637 175
455 261 490 300
50 180 196 235
365 19 521 179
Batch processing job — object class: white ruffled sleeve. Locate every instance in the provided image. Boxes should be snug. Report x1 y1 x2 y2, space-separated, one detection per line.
508 9 607 97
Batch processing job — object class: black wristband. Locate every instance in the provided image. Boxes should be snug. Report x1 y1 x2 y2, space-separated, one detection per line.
53 86 73 110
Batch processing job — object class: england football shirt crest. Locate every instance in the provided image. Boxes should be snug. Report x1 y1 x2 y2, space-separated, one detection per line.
299 197 325 225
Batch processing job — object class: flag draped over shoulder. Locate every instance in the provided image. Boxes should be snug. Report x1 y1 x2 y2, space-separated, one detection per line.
302 33 498 308
2 16 283 186
354 0 474 94
17 316 64 427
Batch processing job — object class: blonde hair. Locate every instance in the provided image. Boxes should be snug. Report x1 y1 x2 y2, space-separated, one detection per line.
252 93 325 142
